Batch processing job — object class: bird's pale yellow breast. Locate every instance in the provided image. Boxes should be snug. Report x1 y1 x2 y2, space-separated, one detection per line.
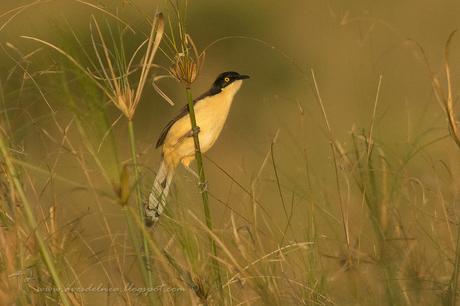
194 80 242 150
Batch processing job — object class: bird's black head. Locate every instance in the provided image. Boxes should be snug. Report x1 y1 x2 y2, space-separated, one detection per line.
212 71 250 90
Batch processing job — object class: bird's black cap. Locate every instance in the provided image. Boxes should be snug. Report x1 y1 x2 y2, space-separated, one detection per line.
213 71 250 89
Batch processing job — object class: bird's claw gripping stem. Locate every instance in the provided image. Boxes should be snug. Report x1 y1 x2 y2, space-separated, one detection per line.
198 180 208 193
192 126 200 136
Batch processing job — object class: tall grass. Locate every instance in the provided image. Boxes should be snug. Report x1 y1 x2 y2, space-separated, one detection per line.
152 1 222 295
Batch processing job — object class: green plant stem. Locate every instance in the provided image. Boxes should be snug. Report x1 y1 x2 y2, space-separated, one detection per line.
446 223 460 305
0 135 71 306
127 120 155 305
185 87 222 294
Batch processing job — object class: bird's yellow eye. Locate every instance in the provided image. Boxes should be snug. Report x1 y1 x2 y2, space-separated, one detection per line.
224 77 230 82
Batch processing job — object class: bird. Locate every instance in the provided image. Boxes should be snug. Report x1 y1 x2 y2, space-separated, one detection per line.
145 71 250 226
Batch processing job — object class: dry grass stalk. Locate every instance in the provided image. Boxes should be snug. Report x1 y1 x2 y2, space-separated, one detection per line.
22 12 164 120
168 34 205 88
411 30 460 149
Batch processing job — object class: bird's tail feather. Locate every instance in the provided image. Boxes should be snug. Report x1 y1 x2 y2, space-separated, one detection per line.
145 159 174 226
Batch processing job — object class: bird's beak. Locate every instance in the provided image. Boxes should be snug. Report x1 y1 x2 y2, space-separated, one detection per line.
237 74 250 80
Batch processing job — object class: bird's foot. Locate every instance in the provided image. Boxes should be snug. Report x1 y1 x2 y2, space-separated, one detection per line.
191 126 201 136
198 180 208 193
185 126 200 139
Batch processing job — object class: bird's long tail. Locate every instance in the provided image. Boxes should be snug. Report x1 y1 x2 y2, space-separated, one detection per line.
145 159 174 226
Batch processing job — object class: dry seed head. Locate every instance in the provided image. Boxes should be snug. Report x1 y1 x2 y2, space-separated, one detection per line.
169 35 204 87
118 163 130 206
192 275 210 303
116 88 133 119
170 55 198 86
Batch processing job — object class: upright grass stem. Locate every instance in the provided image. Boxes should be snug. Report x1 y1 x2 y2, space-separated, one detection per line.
438 31 460 306
185 87 223 294
127 120 155 305
0 134 71 306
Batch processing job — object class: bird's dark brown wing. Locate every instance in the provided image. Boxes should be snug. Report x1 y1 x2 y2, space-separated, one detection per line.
155 103 191 148
155 88 218 148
